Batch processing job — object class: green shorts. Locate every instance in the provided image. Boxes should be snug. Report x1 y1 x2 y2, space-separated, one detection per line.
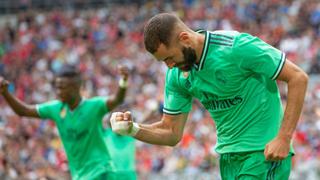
219 151 292 180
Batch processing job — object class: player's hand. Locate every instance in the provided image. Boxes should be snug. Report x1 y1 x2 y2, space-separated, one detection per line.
110 111 133 135
0 76 9 94
264 135 291 161
118 65 129 81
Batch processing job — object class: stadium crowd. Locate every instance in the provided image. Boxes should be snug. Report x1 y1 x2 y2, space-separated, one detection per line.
0 0 319 179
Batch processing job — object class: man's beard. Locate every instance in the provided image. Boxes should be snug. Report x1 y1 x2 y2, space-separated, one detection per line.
177 47 197 71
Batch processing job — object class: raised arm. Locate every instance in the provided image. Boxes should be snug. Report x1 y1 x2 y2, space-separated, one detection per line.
111 112 189 146
264 59 308 160
0 76 39 118
106 65 129 111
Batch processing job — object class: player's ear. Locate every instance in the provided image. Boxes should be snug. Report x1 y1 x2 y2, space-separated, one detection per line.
178 31 191 46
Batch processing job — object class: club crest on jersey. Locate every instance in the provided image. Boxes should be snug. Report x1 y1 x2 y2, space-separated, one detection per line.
183 72 189 78
60 107 67 119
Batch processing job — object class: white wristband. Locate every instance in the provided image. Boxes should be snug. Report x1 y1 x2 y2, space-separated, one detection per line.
119 78 128 88
128 122 140 137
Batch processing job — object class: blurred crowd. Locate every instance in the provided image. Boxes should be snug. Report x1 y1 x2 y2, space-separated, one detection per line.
0 0 320 179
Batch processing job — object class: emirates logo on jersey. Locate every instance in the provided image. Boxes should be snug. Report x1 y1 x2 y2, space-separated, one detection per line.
202 95 243 111
201 91 243 111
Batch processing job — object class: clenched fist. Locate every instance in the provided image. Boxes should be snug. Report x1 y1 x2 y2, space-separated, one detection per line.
0 76 9 94
110 111 140 136
118 65 129 81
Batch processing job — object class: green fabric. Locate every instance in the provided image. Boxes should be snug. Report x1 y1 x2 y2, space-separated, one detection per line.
104 129 137 180
164 30 291 154
219 151 292 180
36 97 114 180
94 171 137 180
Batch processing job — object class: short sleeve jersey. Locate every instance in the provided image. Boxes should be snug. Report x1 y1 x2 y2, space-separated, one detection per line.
36 97 114 180
164 30 289 154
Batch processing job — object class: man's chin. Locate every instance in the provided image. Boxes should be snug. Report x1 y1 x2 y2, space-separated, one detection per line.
59 98 67 102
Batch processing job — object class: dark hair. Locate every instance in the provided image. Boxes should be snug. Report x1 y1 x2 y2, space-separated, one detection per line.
55 64 80 78
143 13 179 54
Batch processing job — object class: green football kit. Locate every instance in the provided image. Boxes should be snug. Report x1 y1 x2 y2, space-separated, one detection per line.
36 97 114 180
163 30 292 179
104 128 137 180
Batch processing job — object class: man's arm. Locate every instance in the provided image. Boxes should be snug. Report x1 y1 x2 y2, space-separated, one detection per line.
111 112 189 146
0 77 39 118
264 59 308 161
106 65 128 111
134 113 188 146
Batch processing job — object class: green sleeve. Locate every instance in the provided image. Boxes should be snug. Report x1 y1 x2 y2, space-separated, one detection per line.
163 69 192 115
233 33 286 80
36 100 62 121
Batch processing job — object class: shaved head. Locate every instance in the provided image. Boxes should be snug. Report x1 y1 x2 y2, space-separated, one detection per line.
144 13 189 54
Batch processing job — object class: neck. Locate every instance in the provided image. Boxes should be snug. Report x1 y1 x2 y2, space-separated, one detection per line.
195 33 205 64
68 95 82 110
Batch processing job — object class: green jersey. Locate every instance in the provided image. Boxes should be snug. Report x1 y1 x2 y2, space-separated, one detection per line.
104 128 136 173
164 30 288 154
36 97 114 180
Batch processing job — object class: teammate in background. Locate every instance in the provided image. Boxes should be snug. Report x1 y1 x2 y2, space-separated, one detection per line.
0 64 129 180
104 127 137 180
111 13 309 179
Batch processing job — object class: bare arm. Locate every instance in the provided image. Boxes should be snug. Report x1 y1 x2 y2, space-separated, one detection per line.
111 112 189 146
264 59 308 160
134 113 189 146
0 77 39 118
106 86 127 111
106 65 128 111
276 60 308 139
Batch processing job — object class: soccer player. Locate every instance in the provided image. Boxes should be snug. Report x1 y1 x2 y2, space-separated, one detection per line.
104 128 137 180
0 64 129 180
110 13 309 179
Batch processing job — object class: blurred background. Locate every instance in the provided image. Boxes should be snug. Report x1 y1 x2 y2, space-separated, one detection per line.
0 0 319 179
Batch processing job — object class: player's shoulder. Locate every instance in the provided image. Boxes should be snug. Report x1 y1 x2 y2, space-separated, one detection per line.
37 100 63 111
85 96 106 103
43 100 63 106
208 30 253 41
209 30 240 37
165 68 182 87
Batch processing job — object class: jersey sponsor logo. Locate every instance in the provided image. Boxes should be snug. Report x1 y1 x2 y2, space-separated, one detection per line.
201 92 243 110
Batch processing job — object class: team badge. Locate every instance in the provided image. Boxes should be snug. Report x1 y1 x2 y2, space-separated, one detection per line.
60 107 67 119
183 72 189 78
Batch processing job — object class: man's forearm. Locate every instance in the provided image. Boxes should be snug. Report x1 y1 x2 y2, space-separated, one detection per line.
2 91 36 117
114 87 126 104
279 73 308 139
134 121 180 146
111 112 187 146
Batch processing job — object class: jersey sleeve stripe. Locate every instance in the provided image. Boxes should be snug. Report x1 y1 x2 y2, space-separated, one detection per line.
209 41 233 47
210 37 233 44
163 108 182 115
271 52 286 80
211 34 234 40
